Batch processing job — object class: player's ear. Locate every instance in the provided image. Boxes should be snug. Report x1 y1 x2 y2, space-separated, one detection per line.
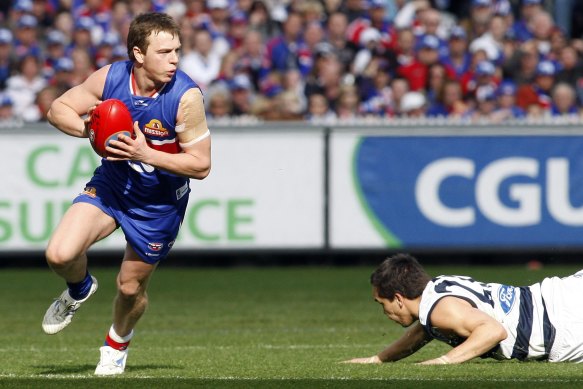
394 293 404 309
133 47 144 63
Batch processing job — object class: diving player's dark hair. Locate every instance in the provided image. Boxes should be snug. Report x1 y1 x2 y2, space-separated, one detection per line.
371 253 431 300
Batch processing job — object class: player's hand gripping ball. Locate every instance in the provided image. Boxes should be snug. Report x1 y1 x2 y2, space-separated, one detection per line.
89 99 134 158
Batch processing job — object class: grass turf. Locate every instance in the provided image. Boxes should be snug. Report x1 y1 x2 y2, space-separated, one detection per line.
0 264 582 388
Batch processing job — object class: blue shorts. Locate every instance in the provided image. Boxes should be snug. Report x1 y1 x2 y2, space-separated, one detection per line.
73 174 188 264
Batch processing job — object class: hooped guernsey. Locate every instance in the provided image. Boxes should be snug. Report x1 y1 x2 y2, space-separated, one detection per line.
74 60 202 263
418 270 583 362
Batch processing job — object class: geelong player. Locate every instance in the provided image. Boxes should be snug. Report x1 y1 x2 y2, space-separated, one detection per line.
42 13 211 375
345 254 583 364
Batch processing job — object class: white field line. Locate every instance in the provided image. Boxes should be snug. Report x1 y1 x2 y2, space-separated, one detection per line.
0 374 582 383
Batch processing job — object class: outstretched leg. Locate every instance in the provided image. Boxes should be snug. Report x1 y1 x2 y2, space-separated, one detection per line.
42 202 116 334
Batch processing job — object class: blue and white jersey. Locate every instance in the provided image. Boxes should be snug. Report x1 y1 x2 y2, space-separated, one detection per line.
419 275 556 361
97 60 199 217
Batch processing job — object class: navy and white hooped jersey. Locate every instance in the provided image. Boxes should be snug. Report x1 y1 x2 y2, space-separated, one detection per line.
419 275 556 361
98 61 200 217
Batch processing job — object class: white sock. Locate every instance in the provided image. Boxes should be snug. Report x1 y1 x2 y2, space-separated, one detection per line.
109 325 134 343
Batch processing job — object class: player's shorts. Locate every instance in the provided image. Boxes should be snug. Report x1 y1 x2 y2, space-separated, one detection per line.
73 172 188 265
544 269 583 363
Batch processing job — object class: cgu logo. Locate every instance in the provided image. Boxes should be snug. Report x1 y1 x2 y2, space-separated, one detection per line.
415 157 583 227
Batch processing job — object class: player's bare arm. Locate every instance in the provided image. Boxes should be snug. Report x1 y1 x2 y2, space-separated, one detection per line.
419 296 508 365
47 65 110 138
106 87 211 180
344 321 432 364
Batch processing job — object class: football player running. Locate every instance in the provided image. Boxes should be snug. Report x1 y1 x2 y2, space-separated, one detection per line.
42 12 211 375
345 254 583 364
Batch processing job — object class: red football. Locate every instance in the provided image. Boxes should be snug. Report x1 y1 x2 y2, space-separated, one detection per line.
88 99 134 158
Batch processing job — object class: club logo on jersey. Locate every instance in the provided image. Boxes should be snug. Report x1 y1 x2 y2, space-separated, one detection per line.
143 119 169 137
82 186 97 198
148 242 163 252
498 285 516 314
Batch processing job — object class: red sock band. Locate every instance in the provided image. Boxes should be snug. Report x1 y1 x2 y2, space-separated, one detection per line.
105 333 130 351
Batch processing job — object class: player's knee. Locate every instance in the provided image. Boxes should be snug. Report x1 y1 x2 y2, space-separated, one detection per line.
116 279 143 301
45 243 78 269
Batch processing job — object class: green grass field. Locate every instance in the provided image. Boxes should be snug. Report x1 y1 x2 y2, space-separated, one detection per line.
1 263 583 388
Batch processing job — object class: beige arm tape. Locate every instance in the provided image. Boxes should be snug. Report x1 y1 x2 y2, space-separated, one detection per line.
176 88 210 148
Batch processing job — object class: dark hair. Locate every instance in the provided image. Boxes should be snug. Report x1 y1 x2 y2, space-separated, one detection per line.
127 12 181 61
370 254 431 300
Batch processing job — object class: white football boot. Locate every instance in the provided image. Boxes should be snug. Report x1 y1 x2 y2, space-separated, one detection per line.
95 346 129 375
42 276 98 334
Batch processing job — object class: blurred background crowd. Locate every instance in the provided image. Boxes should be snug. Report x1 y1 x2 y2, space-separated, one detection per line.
1 0 583 125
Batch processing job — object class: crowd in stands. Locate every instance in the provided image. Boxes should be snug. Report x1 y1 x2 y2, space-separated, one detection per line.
1 0 583 125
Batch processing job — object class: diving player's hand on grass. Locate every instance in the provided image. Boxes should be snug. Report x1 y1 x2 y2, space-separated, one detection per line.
342 355 382 364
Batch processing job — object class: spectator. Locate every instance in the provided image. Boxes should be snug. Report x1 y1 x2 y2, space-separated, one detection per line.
425 63 448 107
43 30 68 79
0 93 15 123
229 73 255 117
427 79 466 118
358 58 394 116
68 17 98 58
226 11 249 53
324 12 354 72
179 29 223 91
441 25 471 80
305 93 337 123
236 29 265 90
247 0 279 40
50 57 75 90
491 80 526 122
206 88 232 120
507 39 540 86
460 59 499 99
262 11 309 77
555 45 583 89
467 0 494 39
335 83 361 120
14 14 42 59
397 34 441 91
467 84 498 123
95 31 122 69
272 90 304 121
528 10 555 58
5 53 46 122
399 90 427 117
550 82 580 117
304 50 344 111
469 14 506 64
0 29 14 89
390 77 411 116
516 59 556 112
69 47 95 87
512 0 544 43
33 85 62 122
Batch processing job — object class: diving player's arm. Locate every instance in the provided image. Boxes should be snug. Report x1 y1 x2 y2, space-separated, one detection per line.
419 296 507 365
343 321 432 363
106 87 211 180
47 65 110 138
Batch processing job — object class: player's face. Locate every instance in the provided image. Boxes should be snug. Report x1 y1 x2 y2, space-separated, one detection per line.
142 30 181 83
373 287 415 327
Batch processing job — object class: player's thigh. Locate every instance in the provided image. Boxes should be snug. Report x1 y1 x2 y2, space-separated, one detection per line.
48 202 117 257
117 244 158 295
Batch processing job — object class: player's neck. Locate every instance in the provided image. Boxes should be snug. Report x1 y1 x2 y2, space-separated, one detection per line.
131 66 162 97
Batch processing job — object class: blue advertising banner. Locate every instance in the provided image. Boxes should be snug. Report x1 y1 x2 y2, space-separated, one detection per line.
354 135 583 248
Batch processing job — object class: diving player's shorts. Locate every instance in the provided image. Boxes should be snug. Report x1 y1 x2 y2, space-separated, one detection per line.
73 171 188 264
544 270 583 363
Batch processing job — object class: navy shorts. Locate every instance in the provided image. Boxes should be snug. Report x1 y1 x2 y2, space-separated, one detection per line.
73 175 188 264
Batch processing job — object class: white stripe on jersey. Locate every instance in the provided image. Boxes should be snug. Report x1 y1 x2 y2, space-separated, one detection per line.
419 275 555 361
